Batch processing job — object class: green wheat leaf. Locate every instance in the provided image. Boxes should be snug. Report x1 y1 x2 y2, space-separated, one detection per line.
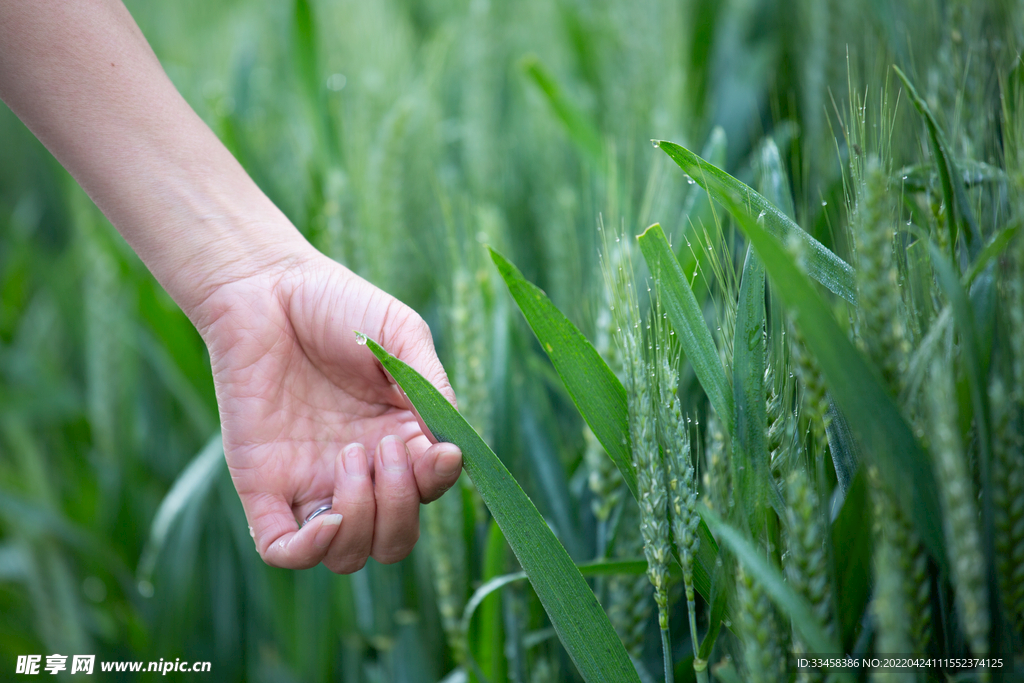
473 520 508 683
638 223 734 433
831 470 873 649
137 435 225 582
733 243 785 522
893 65 981 256
701 505 855 683
489 247 719 605
521 55 603 165
361 335 640 683
928 244 1003 648
658 141 948 573
461 558 663 641
489 248 636 498
655 141 857 304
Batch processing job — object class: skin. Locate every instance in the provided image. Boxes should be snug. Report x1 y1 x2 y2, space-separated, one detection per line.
0 0 463 572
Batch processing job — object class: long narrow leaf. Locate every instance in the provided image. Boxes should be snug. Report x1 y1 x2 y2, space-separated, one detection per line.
638 223 734 432
521 55 603 165
361 335 640 683
831 469 873 650
928 244 1003 650
489 248 636 498
656 142 947 571
461 559 659 640
474 520 508 683
732 243 783 523
700 505 852 682
490 247 719 603
893 66 981 255
137 435 224 581
656 141 857 304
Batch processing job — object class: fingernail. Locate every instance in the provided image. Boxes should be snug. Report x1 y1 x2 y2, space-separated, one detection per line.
343 443 369 476
381 436 408 472
434 445 463 478
314 514 343 548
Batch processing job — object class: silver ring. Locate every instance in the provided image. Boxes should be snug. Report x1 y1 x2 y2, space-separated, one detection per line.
303 505 333 526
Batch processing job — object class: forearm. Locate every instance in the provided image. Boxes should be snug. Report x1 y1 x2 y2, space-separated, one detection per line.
0 0 310 320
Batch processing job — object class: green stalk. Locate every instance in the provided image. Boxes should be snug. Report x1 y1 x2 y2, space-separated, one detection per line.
688 603 708 683
660 623 673 683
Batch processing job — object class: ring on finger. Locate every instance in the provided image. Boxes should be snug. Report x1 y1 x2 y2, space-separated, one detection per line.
303 504 333 527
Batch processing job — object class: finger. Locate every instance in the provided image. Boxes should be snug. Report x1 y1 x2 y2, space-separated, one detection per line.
397 381 440 445
247 492 342 570
370 436 421 564
388 313 458 410
412 442 463 503
322 443 376 574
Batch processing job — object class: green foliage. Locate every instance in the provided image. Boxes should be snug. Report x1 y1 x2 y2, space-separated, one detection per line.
5 0 1024 680
361 335 640 682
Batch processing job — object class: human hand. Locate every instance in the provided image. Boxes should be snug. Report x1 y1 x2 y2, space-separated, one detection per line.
194 245 462 573
0 0 464 574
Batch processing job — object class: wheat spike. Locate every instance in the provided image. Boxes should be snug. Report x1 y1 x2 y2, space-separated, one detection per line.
785 468 836 683
735 564 784 683
853 158 910 397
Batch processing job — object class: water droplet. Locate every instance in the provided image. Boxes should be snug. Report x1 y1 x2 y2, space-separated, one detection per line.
906 220 912 226
902 175 908 181
355 333 368 346
687 177 695 185
821 200 828 207
652 140 661 148
757 210 766 220
327 73 347 91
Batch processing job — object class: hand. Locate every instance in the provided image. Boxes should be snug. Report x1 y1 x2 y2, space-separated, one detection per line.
195 245 462 573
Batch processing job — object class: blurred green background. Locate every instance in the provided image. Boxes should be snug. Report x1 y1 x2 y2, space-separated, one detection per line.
0 0 1018 680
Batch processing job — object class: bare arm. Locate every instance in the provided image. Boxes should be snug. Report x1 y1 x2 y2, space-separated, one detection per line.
0 0 305 319
0 0 462 572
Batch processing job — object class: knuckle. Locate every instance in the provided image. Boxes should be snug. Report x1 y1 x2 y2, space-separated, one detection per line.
373 548 408 565
329 555 368 575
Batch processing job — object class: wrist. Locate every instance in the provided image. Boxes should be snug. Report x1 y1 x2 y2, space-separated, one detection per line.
155 181 315 323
